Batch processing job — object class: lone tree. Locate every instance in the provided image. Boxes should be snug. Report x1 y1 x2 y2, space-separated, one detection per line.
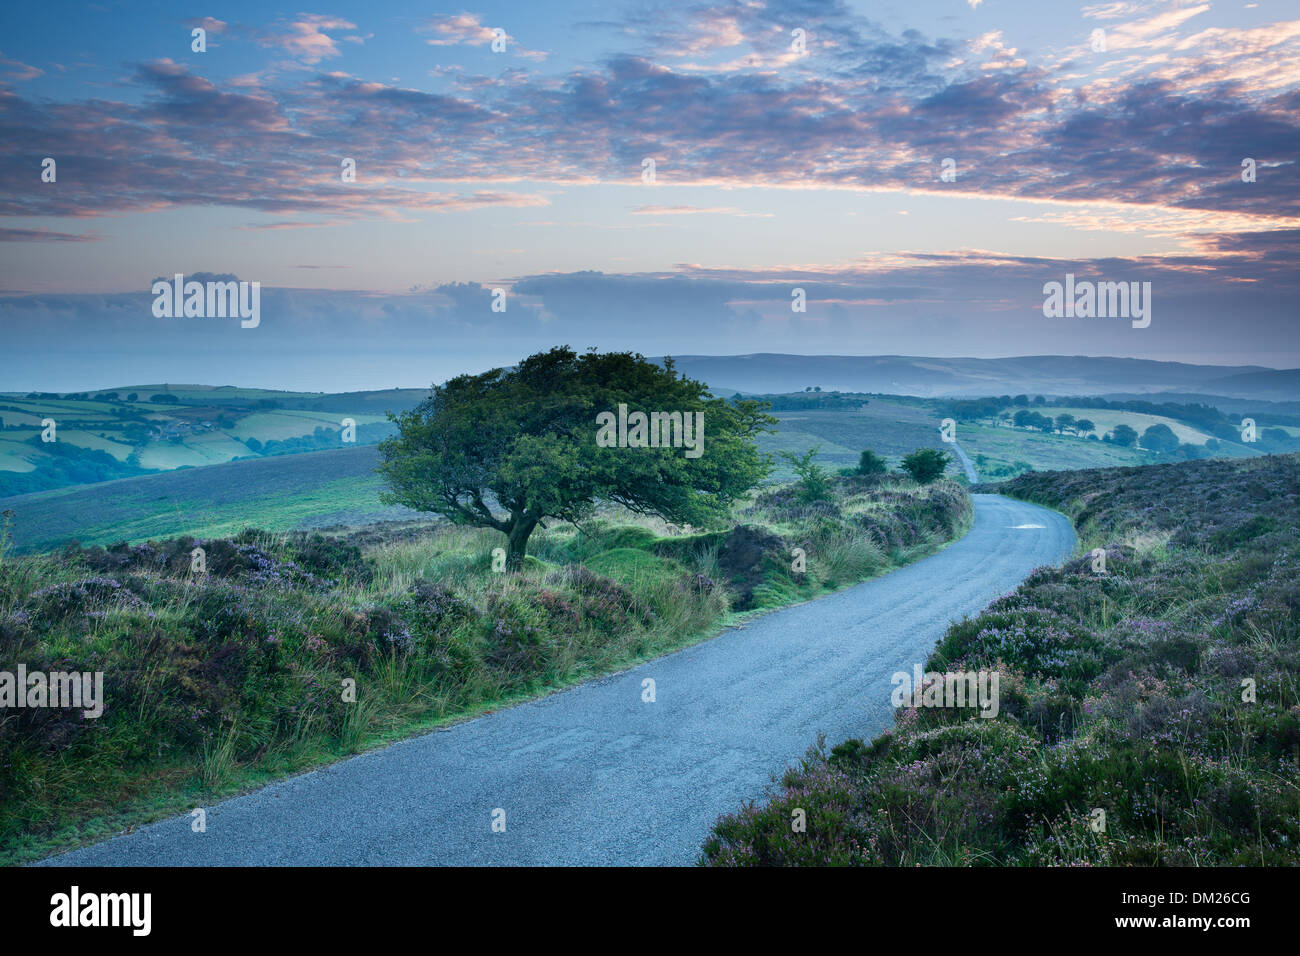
378 347 777 569
901 447 950 484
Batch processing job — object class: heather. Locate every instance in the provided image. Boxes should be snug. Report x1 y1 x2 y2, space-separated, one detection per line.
0 474 968 862
701 453 1300 866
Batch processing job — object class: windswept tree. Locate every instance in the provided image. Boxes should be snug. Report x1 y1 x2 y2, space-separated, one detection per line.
378 347 777 569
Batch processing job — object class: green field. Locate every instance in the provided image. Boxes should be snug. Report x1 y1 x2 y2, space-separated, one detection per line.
0 439 37 472
2 446 418 553
227 410 387 441
1040 406 1215 443
0 388 423 497
960 423 1152 477
55 430 135 461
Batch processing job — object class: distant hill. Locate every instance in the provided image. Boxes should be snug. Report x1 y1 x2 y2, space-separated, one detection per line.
654 354 1296 400
1199 368 1300 402
1098 391 1300 418
89 385 432 412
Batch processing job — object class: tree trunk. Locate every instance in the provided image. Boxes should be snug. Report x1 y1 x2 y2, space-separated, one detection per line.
504 516 538 571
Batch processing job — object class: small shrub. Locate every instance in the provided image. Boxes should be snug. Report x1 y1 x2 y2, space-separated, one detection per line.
900 447 950 484
855 449 888 477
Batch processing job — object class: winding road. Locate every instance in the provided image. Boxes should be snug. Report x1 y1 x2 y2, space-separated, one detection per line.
950 440 980 483
42 493 1074 867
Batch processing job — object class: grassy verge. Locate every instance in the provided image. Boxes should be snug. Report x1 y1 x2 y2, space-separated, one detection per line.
0 474 969 864
701 453 1300 866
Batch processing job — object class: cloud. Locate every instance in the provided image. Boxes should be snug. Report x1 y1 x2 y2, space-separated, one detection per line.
0 227 100 242
424 13 499 47
0 61 559 223
422 14 546 60
264 15 362 64
0 6 1295 229
1104 3 1211 51
1082 3 1141 20
0 51 43 81
971 30 1027 70
627 204 771 217
183 17 228 35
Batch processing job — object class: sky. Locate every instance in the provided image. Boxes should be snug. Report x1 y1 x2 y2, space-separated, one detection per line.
0 0 1297 391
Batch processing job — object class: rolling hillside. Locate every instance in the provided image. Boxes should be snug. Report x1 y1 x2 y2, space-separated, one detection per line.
0 387 428 497
0 446 419 553
659 354 1294 400
6 371 1296 555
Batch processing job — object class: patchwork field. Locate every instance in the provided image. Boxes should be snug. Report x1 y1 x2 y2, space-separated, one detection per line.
0 389 419 497
763 395 1272 483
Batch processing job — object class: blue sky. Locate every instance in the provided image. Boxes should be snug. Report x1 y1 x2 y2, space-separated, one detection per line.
1 0 1297 390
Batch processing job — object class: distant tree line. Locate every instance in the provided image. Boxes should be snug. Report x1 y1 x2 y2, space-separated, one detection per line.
736 391 871 411
243 421 397 457
938 393 1299 456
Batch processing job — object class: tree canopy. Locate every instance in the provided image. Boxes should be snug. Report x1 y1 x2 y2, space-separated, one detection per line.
377 347 776 568
1109 423 1139 447
1140 423 1180 454
901 447 950 483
